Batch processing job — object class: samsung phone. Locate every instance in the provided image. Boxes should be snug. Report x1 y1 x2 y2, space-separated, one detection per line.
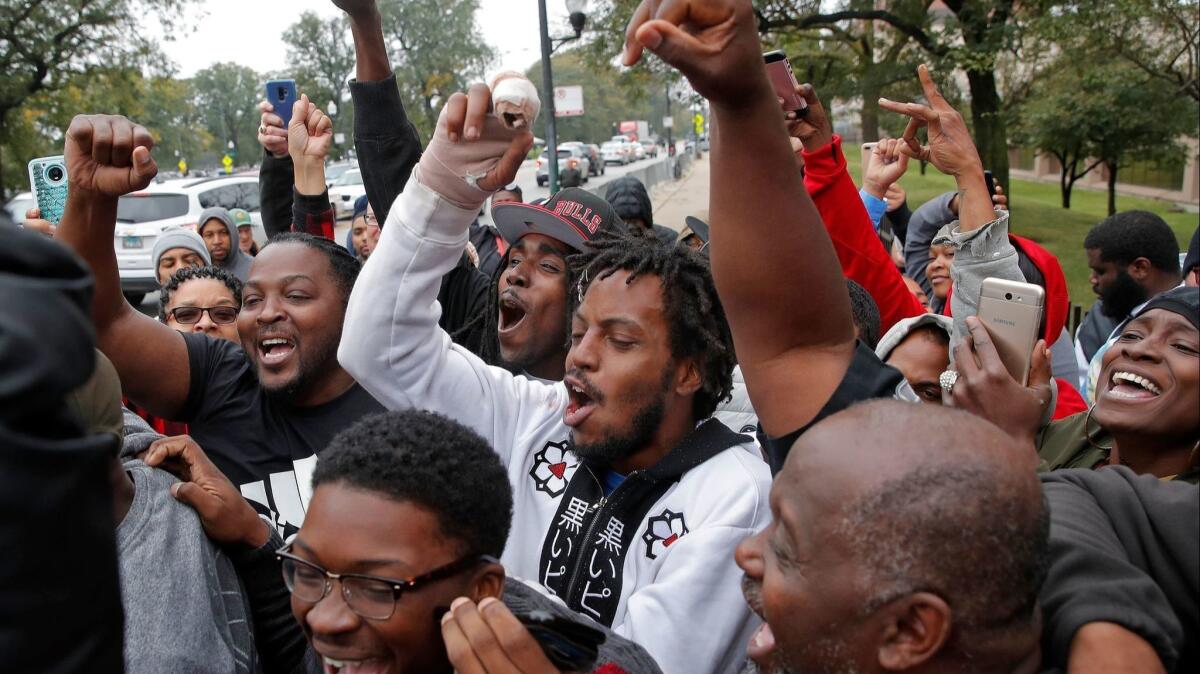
266 79 298 127
27 155 69 224
976 278 1045 385
763 51 808 115
984 169 996 198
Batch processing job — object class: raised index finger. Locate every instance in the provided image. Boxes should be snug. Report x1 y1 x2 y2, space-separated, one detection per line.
917 64 949 109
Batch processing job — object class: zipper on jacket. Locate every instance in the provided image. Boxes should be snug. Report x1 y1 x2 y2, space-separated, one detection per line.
563 468 640 607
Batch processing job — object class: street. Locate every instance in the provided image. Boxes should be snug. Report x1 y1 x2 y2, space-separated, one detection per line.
512 154 670 203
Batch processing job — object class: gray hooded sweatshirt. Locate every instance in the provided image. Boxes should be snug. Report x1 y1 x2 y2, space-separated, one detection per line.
198 207 253 282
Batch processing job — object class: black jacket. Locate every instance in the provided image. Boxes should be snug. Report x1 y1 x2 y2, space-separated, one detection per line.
603 176 677 246
1039 467 1198 672
0 223 124 673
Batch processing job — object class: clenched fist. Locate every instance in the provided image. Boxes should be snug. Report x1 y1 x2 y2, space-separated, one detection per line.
65 115 158 198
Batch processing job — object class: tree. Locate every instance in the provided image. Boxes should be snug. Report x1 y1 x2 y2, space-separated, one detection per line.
0 0 196 197
283 12 355 159
191 63 263 162
377 0 494 140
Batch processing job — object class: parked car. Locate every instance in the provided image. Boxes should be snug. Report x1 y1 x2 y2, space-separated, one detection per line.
325 161 358 189
562 142 605 177
4 191 34 222
536 146 591 186
114 175 267 300
600 141 630 166
640 140 659 158
328 168 367 219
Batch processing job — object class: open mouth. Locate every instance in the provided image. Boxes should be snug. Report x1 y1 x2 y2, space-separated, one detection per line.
564 375 600 427
321 655 389 674
1106 370 1163 401
498 293 528 333
258 336 297 367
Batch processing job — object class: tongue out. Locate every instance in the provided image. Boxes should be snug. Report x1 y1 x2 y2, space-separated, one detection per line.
747 621 778 662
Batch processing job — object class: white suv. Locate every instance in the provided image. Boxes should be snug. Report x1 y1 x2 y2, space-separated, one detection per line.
115 175 266 299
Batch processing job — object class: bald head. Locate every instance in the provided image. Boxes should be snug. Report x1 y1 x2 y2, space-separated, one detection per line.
776 400 1048 667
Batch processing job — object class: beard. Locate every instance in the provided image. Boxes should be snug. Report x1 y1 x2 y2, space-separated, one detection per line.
568 366 671 466
254 330 341 403
1099 270 1148 319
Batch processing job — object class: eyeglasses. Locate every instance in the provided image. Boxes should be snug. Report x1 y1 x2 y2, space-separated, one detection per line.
169 306 238 325
276 544 497 620
363 213 379 226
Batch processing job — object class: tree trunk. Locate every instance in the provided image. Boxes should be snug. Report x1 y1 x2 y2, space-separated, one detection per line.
1061 168 1071 209
860 80 881 142
965 69 1010 195
1106 161 1118 216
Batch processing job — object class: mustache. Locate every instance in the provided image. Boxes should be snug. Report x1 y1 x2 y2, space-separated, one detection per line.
564 368 605 404
741 574 763 614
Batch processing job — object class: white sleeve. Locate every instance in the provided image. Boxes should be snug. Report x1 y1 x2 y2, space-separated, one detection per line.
612 525 761 674
338 178 565 464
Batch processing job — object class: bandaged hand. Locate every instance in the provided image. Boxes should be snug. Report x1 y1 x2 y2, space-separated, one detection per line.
415 78 538 210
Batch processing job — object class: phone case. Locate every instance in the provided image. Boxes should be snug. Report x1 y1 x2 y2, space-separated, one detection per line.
763 51 807 113
977 278 1045 386
266 79 298 127
27 156 69 225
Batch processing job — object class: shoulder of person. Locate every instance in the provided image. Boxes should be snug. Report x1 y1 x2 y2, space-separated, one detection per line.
672 439 771 528
1037 412 1108 472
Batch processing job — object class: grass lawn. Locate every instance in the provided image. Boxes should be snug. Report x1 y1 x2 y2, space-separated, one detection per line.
842 150 1199 306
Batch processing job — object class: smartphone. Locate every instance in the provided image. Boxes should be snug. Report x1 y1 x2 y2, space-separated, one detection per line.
976 278 1045 386
763 51 808 115
984 170 996 198
861 142 878 178
27 155 69 224
266 79 298 127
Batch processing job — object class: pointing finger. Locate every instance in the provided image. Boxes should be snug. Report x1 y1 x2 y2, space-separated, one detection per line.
917 64 949 108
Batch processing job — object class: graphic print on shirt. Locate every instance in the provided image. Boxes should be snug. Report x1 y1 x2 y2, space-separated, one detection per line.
528 439 577 497
239 454 317 540
642 509 689 560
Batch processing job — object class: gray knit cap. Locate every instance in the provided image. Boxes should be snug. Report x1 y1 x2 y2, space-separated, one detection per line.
151 225 211 268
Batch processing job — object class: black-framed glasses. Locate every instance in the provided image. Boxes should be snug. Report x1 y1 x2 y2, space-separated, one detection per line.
169 306 238 325
276 544 497 620
363 213 379 226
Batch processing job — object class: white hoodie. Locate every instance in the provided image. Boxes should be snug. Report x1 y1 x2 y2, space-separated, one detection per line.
339 178 770 674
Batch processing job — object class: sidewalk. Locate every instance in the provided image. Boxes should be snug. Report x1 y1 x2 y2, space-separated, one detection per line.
650 154 710 233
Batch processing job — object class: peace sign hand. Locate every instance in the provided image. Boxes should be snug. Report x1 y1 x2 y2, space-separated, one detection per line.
879 65 983 179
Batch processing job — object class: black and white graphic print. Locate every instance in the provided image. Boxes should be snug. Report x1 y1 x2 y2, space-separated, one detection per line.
239 454 317 541
642 509 689 560
528 440 576 497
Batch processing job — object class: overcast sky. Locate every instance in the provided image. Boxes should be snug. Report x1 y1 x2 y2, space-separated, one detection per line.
150 0 579 82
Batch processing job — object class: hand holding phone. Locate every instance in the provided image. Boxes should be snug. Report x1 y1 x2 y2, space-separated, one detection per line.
28 156 69 224
764 51 808 115
975 278 1045 385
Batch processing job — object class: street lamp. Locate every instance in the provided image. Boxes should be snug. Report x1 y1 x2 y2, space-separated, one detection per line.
538 0 588 195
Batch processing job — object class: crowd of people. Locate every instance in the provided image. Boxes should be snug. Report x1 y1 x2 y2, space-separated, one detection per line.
2 1 1197 673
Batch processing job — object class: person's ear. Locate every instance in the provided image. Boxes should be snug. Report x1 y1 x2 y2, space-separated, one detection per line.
1127 257 1153 281
469 561 506 602
876 592 952 670
674 359 702 398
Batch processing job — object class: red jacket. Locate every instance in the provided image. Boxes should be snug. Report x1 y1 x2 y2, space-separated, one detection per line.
802 136 925 334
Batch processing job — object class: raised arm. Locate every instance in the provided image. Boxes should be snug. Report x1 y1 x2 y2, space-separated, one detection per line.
336 0 422 223
287 95 337 239
256 100 295 240
623 0 854 436
55 114 192 419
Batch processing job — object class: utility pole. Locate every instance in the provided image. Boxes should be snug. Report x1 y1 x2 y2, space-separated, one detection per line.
537 0 560 195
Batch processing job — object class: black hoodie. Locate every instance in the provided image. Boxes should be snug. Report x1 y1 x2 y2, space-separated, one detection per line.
604 176 678 246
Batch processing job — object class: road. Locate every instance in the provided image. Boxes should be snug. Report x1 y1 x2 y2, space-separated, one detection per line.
513 154 670 202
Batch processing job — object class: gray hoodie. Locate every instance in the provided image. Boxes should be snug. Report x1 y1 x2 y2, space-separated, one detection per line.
198 207 253 282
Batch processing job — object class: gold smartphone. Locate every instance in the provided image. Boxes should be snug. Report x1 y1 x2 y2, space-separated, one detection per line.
976 278 1045 385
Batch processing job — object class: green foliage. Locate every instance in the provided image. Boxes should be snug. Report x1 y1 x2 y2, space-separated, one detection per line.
191 63 263 161
283 12 355 159
0 0 199 197
377 0 495 141
522 49 690 146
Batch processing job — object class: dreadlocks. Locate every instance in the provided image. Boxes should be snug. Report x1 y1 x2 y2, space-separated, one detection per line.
570 229 735 420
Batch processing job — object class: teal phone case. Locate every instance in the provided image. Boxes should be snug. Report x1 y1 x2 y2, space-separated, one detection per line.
28 155 69 224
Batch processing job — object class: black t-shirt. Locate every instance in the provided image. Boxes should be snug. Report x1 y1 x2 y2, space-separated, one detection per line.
178 332 385 538
765 341 910 473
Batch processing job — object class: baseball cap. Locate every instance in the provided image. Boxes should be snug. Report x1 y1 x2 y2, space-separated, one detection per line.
352 195 370 222
229 208 254 229
679 216 710 245
492 187 623 252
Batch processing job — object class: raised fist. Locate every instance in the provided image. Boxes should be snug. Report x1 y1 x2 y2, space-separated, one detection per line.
416 81 535 210
65 114 158 198
287 94 333 165
331 0 378 19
